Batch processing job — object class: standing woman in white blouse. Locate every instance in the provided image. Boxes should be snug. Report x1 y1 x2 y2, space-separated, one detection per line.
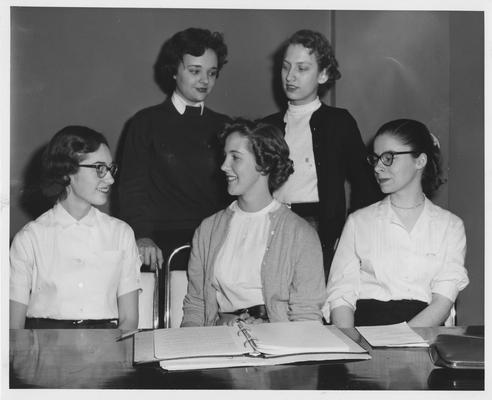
324 119 469 327
181 119 326 327
10 126 141 329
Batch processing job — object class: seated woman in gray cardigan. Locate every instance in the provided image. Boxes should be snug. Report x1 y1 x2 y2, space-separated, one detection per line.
181 118 326 327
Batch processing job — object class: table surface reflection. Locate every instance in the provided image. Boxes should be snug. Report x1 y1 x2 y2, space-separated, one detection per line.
9 326 484 390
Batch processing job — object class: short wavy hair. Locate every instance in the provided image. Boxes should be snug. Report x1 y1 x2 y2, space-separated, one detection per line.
154 27 228 95
373 119 445 198
219 118 294 193
282 29 341 90
40 126 108 201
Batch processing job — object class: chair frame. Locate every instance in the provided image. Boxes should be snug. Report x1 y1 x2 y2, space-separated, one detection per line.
163 244 190 329
151 267 160 328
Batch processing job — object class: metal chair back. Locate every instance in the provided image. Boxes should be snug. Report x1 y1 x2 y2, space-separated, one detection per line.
163 244 190 328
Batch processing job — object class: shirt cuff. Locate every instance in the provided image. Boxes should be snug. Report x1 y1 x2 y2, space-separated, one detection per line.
431 282 460 303
118 261 142 297
10 284 30 305
322 297 355 323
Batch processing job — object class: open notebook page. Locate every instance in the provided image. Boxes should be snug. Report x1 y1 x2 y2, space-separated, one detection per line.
153 326 249 360
249 321 350 355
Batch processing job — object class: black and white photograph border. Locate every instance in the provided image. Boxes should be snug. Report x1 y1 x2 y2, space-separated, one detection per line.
1 0 490 399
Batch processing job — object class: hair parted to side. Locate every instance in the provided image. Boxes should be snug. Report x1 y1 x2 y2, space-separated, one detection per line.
374 119 445 198
41 126 108 201
283 29 341 89
154 27 228 95
219 118 294 193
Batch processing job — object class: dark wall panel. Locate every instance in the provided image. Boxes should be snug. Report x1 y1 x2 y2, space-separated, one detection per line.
448 11 484 325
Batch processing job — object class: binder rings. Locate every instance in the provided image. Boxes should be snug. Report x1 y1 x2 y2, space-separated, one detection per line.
133 320 370 370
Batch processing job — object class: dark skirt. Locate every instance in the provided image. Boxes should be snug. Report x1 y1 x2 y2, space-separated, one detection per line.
25 318 118 329
354 299 428 326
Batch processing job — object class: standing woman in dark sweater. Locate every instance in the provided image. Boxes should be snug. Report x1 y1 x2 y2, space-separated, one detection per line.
118 28 230 269
263 29 381 277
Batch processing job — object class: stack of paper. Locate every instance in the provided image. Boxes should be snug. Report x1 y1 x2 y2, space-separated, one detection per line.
356 322 429 347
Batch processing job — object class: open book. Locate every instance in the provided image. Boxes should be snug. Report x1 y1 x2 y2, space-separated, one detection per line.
134 320 370 370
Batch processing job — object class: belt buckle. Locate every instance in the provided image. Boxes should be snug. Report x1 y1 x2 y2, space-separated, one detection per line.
73 319 85 326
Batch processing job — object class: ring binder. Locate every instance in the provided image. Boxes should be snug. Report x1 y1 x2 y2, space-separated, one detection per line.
236 321 261 356
135 321 371 370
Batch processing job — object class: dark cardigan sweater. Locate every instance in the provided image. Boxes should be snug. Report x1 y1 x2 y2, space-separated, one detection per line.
263 103 382 269
118 99 230 241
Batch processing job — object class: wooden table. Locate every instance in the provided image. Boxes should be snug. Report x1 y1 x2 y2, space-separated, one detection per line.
9 326 484 390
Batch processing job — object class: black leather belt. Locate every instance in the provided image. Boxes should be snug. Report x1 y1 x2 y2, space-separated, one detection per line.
223 304 269 320
290 202 320 218
25 318 118 329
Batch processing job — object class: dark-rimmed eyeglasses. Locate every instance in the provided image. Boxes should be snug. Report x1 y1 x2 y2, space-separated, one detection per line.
78 163 118 178
366 151 420 167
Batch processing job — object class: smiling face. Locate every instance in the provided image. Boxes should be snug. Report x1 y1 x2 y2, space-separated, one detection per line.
221 132 270 201
63 144 115 218
281 44 328 106
174 48 218 104
373 133 426 196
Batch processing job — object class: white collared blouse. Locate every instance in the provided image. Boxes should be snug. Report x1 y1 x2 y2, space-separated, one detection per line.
10 203 141 320
274 97 321 204
171 91 204 115
213 199 281 312
323 196 469 322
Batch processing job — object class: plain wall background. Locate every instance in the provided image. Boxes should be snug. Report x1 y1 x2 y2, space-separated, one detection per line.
10 8 484 324
10 7 334 228
447 12 484 326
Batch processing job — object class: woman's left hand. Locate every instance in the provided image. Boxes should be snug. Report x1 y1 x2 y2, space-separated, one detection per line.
241 315 268 324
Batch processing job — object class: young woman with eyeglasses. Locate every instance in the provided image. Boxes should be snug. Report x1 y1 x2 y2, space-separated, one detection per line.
10 126 141 329
323 119 469 327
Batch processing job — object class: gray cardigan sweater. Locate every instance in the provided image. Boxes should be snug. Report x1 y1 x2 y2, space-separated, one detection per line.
181 204 326 326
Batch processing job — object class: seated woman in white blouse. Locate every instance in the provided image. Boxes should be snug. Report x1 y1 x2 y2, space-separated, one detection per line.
323 119 469 327
181 119 326 327
10 126 141 329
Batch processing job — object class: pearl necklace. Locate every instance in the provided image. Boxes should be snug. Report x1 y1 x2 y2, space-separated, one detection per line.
390 195 425 210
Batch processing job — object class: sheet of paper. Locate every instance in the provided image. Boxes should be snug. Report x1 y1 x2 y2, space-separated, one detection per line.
356 322 429 347
153 325 248 360
250 321 351 355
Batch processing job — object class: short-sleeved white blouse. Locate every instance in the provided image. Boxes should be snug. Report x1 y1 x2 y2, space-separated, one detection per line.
10 203 142 320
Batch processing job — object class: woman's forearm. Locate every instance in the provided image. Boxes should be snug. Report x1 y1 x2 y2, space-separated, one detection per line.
10 300 27 329
117 290 139 330
330 305 355 328
408 293 453 327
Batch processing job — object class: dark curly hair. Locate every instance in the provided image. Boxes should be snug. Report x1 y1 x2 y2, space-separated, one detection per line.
40 126 108 201
282 29 341 89
219 118 294 193
154 27 228 95
373 119 445 198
